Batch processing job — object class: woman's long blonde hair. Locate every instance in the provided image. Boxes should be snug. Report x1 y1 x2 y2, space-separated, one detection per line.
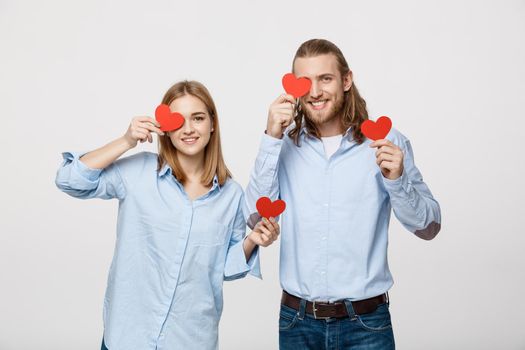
157 80 231 186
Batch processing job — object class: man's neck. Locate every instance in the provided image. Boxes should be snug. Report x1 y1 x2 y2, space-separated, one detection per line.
317 116 345 137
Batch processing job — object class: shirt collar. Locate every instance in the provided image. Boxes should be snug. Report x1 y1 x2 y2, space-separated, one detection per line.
158 163 222 192
211 174 222 192
299 125 354 141
158 163 172 177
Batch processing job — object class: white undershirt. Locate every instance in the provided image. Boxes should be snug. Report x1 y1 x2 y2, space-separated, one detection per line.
321 134 343 159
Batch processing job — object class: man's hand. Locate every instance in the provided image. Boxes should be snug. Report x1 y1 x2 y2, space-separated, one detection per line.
369 139 404 180
266 94 296 139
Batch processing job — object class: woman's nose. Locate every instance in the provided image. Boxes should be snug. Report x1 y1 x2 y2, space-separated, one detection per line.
182 119 194 133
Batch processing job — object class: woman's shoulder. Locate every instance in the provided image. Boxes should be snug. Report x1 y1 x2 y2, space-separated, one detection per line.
113 151 159 178
221 177 244 196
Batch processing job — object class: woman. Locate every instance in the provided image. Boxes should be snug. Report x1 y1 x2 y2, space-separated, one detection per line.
55 80 279 350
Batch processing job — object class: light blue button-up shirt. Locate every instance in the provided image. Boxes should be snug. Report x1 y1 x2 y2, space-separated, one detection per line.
244 127 441 303
55 151 260 350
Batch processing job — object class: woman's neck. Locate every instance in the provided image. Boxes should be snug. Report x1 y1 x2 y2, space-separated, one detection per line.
177 151 205 182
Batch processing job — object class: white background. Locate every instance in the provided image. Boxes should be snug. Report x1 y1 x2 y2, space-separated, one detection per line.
1 0 524 349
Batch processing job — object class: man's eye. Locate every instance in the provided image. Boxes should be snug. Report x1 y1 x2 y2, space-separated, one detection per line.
322 76 332 82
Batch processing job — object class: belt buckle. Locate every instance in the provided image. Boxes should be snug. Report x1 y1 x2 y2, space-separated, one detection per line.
312 301 331 320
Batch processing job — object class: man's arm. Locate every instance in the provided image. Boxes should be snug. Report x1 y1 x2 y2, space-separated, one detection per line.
373 137 441 240
243 94 295 228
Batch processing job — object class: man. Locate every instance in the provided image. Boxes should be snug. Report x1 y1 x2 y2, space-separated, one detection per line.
244 39 441 349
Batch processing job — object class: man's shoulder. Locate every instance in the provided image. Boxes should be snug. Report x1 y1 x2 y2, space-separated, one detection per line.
386 127 409 147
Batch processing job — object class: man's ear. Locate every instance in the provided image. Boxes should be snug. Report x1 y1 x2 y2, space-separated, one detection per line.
343 70 353 92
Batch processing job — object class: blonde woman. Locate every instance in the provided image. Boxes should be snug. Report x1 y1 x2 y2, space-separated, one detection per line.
55 81 279 350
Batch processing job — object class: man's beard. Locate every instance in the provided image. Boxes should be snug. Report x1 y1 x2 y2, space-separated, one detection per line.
301 95 345 128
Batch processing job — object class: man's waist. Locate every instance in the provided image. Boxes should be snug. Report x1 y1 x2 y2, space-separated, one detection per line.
281 290 389 320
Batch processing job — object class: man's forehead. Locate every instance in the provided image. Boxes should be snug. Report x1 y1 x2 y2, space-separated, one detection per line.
293 54 339 77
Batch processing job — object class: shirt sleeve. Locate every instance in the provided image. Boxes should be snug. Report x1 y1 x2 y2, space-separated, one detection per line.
224 193 262 281
243 132 283 229
55 151 127 200
382 139 442 240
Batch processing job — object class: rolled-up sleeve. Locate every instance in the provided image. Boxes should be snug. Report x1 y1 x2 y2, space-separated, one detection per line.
224 194 261 281
383 140 441 240
55 151 126 200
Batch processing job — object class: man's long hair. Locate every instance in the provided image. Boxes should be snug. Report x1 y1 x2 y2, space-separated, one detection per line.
288 39 369 146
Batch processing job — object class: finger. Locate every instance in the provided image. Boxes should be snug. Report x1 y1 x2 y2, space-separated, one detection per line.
273 94 296 105
260 233 271 244
268 217 279 232
376 153 394 166
274 104 295 112
260 223 276 241
378 160 395 170
133 130 148 141
376 145 401 158
249 233 265 246
259 225 274 240
136 116 161 128
140 122 165 136
369 139 393 148
262 219 276 235
135 127 153 141
277 115 294 126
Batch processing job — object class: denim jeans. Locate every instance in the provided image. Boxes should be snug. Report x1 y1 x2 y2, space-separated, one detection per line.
279 297 395 349
101 337 108 350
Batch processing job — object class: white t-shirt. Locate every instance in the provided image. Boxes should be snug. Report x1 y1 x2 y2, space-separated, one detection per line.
321 134 343 159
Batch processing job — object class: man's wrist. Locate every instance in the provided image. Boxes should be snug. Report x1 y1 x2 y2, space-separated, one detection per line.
264 129 283 139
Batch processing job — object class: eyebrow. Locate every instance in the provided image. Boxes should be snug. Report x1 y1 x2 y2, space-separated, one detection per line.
296 73 335 79
317 73 335 79
191 112 207 116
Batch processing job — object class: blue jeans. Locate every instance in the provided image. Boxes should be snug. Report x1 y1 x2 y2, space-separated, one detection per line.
279 298 395 349
101 337 108 350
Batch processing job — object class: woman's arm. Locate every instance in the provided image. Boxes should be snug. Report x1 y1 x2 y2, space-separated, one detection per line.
55 117 163 200
80 117 163 169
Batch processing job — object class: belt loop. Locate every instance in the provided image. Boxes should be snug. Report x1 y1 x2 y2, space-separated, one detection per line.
386 291 390 305
343 299 357 321
298 298 307 320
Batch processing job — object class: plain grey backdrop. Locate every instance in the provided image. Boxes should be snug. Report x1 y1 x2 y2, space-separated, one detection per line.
1 0 524 349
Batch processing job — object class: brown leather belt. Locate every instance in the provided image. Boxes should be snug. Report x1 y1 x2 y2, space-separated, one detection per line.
281 290 388 319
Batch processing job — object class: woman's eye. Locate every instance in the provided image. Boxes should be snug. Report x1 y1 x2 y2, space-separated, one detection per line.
194 116 204 121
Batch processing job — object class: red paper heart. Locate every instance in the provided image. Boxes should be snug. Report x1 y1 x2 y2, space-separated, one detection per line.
282 73 311 98
155 104 185 132
361 116 392 141
256 197 286 219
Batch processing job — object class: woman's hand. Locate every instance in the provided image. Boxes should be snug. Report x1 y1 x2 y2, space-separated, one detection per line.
248 217 280 247
123 116 164 148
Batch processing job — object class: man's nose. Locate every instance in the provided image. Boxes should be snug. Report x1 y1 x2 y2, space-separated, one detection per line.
309 81 322 99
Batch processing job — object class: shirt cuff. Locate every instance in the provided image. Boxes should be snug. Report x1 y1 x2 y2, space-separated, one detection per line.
260 132 284 157
382 170 411 196
223 236 262 281
60 151 105 186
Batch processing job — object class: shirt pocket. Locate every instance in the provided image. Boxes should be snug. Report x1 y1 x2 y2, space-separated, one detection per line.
189 220 229 246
